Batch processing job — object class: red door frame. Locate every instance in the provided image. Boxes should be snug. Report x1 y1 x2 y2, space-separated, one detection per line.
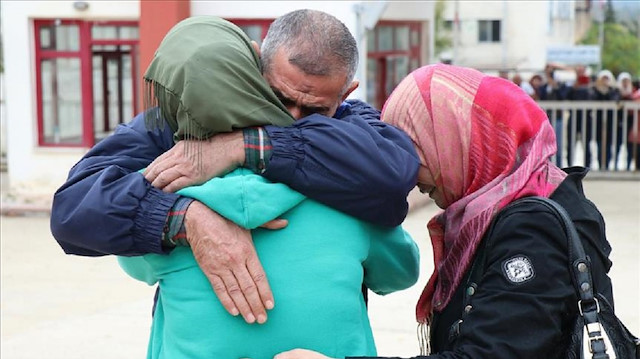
367 21 422 109
34 19 139 148
226 19 274 41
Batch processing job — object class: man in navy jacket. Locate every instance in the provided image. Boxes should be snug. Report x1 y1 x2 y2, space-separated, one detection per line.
50 10 419 324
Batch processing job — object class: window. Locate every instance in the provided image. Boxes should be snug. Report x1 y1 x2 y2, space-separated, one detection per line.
478 20 501 43
367 22 422 110
34 20 139 147
227 19 274 47
443 20 453 32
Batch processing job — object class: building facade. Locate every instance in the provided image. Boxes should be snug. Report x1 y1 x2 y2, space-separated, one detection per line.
440 0 588 74
0 1 434 200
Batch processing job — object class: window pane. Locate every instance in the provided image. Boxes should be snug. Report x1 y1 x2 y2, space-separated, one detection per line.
492 20 501 42
107 58 120 130
92 55 104 137
411 28 420 47
395 26 410 51
92 25 117 39
394 56 409 88
378 26 393 52
41 58 82 144
366 58 378 108
385 58 394 96
238 25 263 46
92 25 139 40
478 20 489 42
92 45 118 52
122 54 133 122
118 26 139 40
40 26 53 49
367 29 376 51
41 24 80 51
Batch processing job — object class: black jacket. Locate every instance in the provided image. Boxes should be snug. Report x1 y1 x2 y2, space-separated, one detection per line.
354 167 614 359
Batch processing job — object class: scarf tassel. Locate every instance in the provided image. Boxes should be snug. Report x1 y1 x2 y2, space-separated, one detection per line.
417 321 431 355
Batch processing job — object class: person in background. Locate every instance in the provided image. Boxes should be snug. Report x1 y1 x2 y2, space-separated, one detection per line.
521 73 543 100
566 65 593 167
617 72 634 101
539 64 569 167
117 17 419 358
50 9 419 325
590 70 620 170
619 73 640 170
274 64 615 359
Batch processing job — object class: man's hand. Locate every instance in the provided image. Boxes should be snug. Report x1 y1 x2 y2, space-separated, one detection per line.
273 349 334 359
144 131 245 192
185 201 273 324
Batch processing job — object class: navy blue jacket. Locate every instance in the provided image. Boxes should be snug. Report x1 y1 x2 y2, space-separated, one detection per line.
50 100 419 256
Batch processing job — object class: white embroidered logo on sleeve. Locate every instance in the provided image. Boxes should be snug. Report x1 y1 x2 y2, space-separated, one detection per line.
502 255 535 284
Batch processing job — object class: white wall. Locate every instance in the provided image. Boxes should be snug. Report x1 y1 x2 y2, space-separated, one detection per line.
443 0 575 72
0 1 138 201
1 74 6 159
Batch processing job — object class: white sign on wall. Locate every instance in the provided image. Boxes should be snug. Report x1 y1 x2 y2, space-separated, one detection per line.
546 45 601 65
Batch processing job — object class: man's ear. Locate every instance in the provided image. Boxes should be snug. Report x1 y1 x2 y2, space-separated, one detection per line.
341 80 359 102
251 41 261 57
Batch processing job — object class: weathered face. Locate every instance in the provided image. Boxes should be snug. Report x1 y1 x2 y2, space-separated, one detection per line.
263 48 350 119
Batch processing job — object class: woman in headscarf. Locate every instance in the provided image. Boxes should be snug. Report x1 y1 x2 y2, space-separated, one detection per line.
616 72 636 170
118 16 420 359
618 72 634 101
275 64 617 358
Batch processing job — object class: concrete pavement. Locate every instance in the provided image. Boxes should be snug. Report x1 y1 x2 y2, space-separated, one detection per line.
1 179 639 358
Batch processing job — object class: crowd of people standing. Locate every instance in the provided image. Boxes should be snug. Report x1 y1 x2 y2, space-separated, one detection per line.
511 64 640 171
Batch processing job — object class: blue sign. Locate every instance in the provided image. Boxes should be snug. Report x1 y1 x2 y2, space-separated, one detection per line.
546 45 601 65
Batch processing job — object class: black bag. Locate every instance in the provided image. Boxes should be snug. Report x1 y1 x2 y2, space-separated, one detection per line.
519 197 640 359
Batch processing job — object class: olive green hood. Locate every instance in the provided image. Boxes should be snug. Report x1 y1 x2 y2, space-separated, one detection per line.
143 16 294 141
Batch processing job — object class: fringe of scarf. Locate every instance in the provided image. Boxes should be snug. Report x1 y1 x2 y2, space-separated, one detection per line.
143 79 206 173
417 321 431 356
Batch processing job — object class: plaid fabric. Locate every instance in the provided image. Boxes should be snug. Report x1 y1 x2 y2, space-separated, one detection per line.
243 127 272 173
162 197 193 249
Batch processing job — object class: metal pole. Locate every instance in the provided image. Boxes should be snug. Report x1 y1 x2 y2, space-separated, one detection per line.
502 0 507 69
598 1 604 71
453 0 459 65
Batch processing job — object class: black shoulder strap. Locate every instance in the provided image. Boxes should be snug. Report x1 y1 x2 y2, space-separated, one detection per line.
467 196 609 359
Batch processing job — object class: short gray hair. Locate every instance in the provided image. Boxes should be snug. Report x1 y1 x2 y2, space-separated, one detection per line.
261 9 358 94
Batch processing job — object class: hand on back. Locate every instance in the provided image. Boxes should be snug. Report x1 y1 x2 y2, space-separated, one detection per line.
143 131 245 192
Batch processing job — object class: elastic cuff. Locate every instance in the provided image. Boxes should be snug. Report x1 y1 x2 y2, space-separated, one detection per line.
163 196 194 248
134 186 180 254
261 125 305 182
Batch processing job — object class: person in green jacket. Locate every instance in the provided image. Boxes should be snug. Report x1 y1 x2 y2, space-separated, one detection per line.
117 16 420 359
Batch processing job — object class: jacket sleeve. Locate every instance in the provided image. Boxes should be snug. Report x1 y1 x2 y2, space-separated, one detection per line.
262 100 420 227
362 225 420 296
50 112 180 256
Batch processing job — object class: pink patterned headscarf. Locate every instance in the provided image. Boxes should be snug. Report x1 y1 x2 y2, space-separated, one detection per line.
381 64 567 324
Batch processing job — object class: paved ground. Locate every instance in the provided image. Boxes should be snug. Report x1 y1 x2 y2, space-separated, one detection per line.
1 179 638 358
